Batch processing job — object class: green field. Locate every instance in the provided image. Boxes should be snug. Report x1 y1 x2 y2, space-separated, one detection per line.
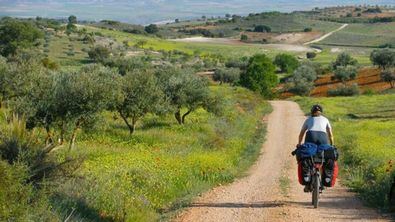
46 86 271 221
294 94 395 208
321 22 395 47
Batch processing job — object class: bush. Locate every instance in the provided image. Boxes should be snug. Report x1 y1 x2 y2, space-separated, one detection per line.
213 68 240 85
327 83 360 96
145 24 159 34
306 52 317 59
240 34 248 42
304 27 313 32
254 25 271 33
333 66 358 83
88 45 111 62
332 52 358 70
274 53 299 73
239 54 278 98
370 49 395 70
0 160 57 221
287 64 317 96
381 69 395 88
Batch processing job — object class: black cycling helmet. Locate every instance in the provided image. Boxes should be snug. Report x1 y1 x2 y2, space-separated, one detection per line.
311 104 323 115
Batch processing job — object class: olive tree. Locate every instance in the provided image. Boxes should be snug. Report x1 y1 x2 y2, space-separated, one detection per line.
331 52 358 70
333 66 358 83
287 64 317 96
381 69 395 88
370 49 395 70
117 70 164 134
156 67 210 124
53 65 120 149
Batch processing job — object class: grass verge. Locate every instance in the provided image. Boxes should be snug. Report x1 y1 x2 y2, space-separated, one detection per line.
51 85 271 221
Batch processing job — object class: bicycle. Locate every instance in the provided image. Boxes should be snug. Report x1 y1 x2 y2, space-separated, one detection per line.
292 150 325 208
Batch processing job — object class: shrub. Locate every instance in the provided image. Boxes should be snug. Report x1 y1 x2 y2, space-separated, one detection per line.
145 24 159 34
381 69 395 88
370 49 395 70
239 54 278 98
287 64 317 96
274 53 299 73
304 27 313 32
331 52 358 70
333 66 358 83
0 19 44 56
254 25 271 33
327 83 360 96
306 52 317 59
213 67 240 85
240 34 248 42
88 45 111 62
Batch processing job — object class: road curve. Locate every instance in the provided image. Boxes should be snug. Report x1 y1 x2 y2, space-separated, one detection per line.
174 100 390 222
304 24 349 45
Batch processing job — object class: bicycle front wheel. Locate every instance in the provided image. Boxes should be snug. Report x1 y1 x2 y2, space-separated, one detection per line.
312 173 319 208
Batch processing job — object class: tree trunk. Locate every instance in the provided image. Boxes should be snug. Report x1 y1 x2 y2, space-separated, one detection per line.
181 110 192 124
45 125 53 145
119 110 134 135
69 119 82 150
59 122 66 145
175 110 182 125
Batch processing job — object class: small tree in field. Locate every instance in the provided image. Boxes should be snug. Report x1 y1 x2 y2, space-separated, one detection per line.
240 54 278 98
55 65 120 149
117 70 164 134
333 66 358 83
287 64 317 96
274 53 299 73
331 52 358 70
156 67 211 124
370 49 395 70
381 69 395 88
88 45 111 62
145 24 159 34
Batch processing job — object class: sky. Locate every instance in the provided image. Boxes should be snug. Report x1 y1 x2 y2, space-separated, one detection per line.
0 0 394 24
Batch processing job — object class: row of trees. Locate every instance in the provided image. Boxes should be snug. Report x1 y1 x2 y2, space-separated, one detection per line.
0 52 218 149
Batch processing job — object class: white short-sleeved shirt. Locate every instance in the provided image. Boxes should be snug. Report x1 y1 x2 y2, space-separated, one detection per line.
302 116 331 133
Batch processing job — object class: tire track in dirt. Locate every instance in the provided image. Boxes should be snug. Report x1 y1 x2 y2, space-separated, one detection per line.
174 100 391 222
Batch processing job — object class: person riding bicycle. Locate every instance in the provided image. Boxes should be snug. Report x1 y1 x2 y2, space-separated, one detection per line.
298 104 334 147
297 104 335 192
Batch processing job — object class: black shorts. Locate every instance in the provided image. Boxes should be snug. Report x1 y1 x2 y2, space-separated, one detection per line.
305 131 329 145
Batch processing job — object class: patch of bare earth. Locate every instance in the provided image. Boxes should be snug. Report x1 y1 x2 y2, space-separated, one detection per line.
174 101 391 222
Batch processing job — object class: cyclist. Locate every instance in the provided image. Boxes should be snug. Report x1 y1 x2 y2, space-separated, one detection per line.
298 104 334 146
297 104 334 192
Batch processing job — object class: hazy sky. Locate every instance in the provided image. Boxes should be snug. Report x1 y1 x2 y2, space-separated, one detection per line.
0 0 394 24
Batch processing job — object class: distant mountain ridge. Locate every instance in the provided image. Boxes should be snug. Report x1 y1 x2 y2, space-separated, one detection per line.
0 0 394 24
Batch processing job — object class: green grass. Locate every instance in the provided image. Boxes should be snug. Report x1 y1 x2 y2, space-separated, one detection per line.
313 47 373 66
321 22 395 47
52 85 271 221
294 94 395 209
44 33 91 71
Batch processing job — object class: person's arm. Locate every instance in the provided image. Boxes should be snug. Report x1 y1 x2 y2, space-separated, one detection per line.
327 125 334 146
298 127 307 146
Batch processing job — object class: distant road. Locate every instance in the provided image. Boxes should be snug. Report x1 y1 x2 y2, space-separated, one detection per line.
304 24 349 45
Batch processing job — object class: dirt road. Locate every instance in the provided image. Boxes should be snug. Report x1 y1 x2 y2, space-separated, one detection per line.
175 101 390 222
304 24 348 45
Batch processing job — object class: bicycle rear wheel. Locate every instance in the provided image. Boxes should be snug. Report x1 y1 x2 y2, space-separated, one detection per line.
312 173 319 208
